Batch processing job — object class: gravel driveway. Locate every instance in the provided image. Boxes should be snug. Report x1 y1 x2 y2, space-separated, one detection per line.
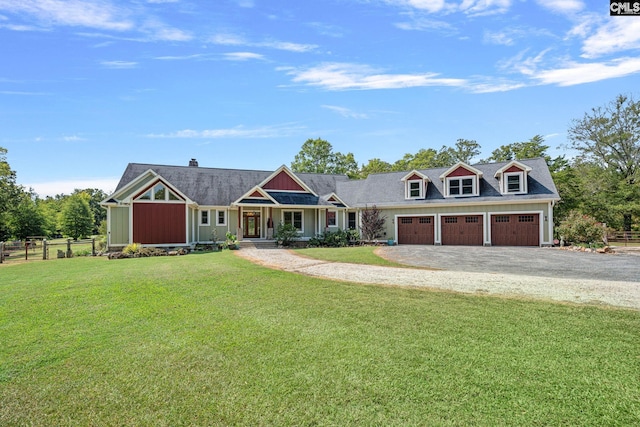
236 246 640 311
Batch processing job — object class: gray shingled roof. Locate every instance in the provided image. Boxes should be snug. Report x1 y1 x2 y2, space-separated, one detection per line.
336 157 559 207
113 163 350 206
112 158 559 208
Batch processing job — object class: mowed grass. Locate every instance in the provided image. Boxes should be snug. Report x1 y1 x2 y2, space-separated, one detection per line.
293 246 409 267
1 253 639 426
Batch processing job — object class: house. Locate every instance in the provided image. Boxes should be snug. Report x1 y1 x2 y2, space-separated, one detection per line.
101 157 560 249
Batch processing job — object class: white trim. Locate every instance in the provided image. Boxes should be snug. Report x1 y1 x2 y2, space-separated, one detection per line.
282 209 304 232
101 169 158 205
256 165 318 197
439 162 483 180
106 206 112 248
487 210 545 246
327 209 338 227
200 209 210 226
405 179 425 199
444 176 478 198
503 171 527 194
216 209 227 226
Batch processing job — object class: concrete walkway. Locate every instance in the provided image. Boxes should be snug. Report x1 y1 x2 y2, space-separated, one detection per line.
235 247 640 311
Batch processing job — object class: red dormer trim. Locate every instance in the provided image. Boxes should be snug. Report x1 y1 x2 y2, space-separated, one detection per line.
448 166 476 177
262 170 306 191
505 165 524 173
249 190 264 198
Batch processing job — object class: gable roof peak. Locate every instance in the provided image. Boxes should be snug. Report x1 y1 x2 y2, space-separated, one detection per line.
438 161 484 180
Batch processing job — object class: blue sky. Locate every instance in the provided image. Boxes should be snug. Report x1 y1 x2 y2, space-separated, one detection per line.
1 0 639 197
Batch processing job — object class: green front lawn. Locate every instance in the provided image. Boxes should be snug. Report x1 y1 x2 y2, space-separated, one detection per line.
1 253 639 425
293 246 410 267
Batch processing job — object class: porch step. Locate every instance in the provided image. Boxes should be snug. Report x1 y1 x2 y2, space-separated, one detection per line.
239 240 278 250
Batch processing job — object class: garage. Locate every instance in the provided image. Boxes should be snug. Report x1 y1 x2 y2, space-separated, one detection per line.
441 215 483 245
491 214 539 246
398 216 434 245
133 203 186 244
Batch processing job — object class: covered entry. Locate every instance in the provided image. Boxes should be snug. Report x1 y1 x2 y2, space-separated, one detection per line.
398 216 434 245
491 214 540 246
441 215 483 245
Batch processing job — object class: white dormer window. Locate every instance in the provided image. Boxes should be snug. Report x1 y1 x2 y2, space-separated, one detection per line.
402 171 430 200
135 182 182 202
495 161 531 195
439 162 483 198
446 176 477 197
505 172 524 193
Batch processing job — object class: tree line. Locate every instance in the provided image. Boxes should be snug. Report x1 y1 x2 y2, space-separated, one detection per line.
1 93 638 242
291 94 640 232
0 152 106 241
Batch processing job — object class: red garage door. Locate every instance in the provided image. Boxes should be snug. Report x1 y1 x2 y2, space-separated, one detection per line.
441 215 483 245
133 203 186 244
398 216 434 245
491 214 539 246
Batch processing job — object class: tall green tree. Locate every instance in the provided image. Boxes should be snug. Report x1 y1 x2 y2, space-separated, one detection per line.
291 138 359 177
568 94 640 230
9 191 46 240
484 135 550 163
392 139 481 172
72 188 107 234
359 158 393 178
0 147 23 240
61 192 94 240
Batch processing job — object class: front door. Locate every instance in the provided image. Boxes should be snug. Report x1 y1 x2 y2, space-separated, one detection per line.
243 212 261 238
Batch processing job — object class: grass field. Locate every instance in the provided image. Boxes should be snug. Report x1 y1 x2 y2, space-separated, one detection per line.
293 246 411 267
1 252 639 426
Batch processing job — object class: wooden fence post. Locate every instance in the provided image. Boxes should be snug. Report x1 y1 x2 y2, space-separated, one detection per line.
0 242 4 264
92 238 96 256
25 240 28 261
43 239 48 260
66 239 72 258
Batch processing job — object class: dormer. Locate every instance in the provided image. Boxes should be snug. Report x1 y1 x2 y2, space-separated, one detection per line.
494 160 532 195
401 170 430 200
439 162 483 198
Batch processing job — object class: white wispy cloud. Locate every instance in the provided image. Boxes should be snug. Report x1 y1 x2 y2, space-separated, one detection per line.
146 124 306 139
532 57 640 86
155 53 209 61
101 60 138 69
458 0 512 16
383 0 446 13
279 62 467 90
535 0 584 13
322 105 369 119
210 33 317 53
580 19 640 59
223 52 266 61
0 0 133 31
0 90 51 95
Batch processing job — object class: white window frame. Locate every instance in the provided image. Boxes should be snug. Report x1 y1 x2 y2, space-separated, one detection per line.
200 209 210 226
216 209 227 226
283 210 304 232
445 176 477 197
135 182 183 203
406 179 424 199
327 210 338 227
504 172 526 194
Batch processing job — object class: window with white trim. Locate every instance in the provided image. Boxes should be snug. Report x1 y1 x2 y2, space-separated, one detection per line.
200 210 210 226
283 210 303 231
504 172 525 194
327 210 337 227
446 176 476 197
216 210 227 226
406 180 424 199
135 182 181 201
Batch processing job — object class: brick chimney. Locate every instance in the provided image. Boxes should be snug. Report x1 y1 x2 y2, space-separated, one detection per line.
189 158 198 167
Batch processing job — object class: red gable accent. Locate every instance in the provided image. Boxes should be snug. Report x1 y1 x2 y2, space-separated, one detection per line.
328 196 337 202
505 165 523 173
407 173 423 181
448 166 476 177
249 190 264 198
262 170 306 191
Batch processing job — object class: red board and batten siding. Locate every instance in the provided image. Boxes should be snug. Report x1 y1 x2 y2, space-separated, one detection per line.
133 203 186 244
447 166 477 177
262 171 306 191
